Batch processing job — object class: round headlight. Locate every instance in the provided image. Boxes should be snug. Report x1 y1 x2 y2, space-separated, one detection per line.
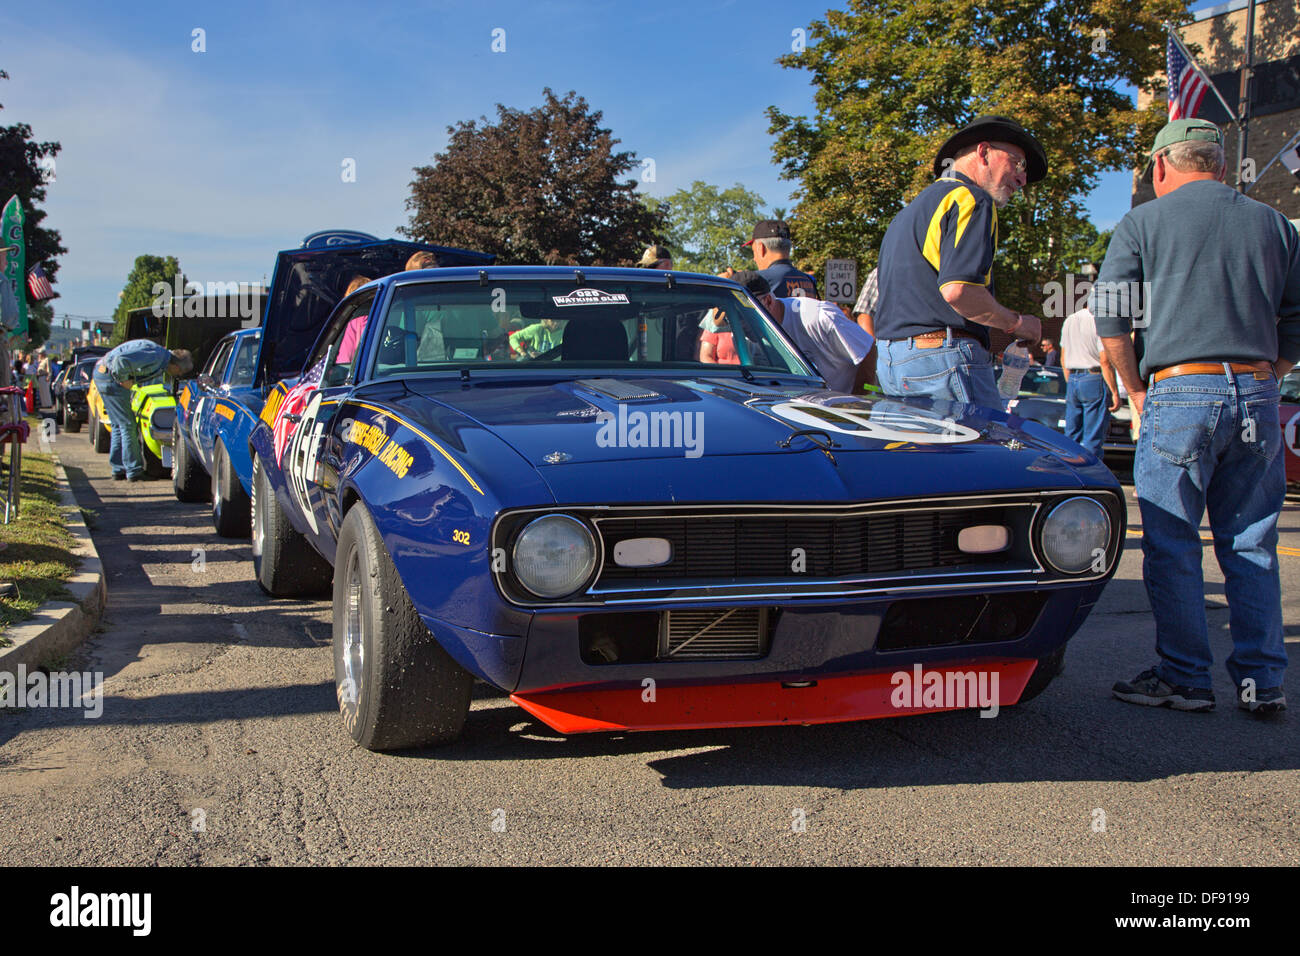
511 514 598 598
1041 497 1111 574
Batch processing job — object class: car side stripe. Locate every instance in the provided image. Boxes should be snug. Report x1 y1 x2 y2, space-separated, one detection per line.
351 401 485 496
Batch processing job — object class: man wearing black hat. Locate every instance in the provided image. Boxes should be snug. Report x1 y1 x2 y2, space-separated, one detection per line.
744 220 819 299
873 115 1047 408
1094 118 1300 716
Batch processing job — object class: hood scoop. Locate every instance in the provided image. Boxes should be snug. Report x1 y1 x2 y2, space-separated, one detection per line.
574 378 664 402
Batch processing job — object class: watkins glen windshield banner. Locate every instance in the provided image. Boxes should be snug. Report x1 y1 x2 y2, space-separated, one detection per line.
2 195 28 339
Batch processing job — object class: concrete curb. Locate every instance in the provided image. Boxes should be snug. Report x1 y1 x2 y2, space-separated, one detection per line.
0 453 106 670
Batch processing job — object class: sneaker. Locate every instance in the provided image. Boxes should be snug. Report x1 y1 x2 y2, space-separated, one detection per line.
111 472 126 481
1112 668 1215 711
1237 685 1286 715
127 474 144 482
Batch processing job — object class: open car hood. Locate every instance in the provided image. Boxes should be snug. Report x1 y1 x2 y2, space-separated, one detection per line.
255 233 494 388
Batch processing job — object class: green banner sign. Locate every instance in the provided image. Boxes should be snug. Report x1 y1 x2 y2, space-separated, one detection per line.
2 195 27 339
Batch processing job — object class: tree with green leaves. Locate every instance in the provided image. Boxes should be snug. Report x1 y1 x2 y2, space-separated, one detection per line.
1 69 65 346
111 255 184 346
402 89 664 266
643 181 770 275
767 0 1185 314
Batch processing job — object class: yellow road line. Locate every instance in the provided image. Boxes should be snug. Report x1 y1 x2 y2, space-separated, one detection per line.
1125 528 1300 557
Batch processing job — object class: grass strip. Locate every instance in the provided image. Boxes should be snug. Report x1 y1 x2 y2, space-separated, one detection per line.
0 424 80 642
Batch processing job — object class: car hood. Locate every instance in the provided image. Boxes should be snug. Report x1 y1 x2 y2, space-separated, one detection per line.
403 376 1113 503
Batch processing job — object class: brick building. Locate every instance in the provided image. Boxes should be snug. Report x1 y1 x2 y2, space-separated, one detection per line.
1133 0 1300 213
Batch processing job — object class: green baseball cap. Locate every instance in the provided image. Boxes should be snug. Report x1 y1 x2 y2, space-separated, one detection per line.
1141 118 1223 182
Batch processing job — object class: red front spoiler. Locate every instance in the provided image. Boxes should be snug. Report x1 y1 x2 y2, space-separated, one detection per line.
511 659 1038 734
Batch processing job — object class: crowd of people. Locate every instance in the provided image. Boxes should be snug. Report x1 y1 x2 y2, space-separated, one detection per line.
637 113 1299 717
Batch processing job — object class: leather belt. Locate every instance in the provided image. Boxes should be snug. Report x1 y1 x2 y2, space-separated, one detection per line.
911 329 981 349
1068 367 1101 374
1150 361 1274 384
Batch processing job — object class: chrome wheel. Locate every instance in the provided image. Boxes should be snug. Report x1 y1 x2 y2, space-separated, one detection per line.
250 475 262 557
343 549 364 700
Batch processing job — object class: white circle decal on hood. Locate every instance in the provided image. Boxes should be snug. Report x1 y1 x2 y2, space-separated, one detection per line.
769 400 981 444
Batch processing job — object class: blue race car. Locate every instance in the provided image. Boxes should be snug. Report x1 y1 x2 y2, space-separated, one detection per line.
173 229 495 537
173 327 262 532
248 266 1125 751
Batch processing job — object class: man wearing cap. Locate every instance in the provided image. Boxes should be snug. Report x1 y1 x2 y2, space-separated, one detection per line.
873 115 1047 408
93 340 193 481
1095 118 1300 716
744 221 819 298
732 270 873 394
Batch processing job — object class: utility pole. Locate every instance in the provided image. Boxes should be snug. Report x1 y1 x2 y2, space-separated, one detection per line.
1236 0 1257 191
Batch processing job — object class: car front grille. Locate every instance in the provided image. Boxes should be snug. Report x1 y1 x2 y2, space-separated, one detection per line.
596 510 1005 582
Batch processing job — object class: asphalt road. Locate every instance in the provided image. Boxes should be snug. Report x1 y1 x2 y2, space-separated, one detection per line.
0 430 1295 866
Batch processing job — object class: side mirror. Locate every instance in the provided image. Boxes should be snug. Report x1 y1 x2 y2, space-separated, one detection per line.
197 374 217 390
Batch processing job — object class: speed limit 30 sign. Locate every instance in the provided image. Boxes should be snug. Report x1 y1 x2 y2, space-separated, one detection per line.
825 259 857 305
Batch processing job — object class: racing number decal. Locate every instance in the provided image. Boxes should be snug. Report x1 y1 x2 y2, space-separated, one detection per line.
1286 410 1300 458
286 392 326 535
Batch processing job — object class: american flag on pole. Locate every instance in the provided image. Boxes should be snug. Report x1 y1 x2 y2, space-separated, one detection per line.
272 352 329 465
1167 36 1210 120
26 263 55 301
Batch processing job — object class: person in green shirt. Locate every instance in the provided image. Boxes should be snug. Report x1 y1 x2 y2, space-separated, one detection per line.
510 318 563 359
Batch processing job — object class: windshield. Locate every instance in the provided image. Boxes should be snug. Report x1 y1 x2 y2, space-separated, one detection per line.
1017 367 1065 397
370 279 814 379
72 361 95 384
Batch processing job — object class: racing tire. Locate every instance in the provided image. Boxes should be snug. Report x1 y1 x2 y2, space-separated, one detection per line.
63 402 81 434
211 440 250 537
91 410 110 453
251 454 331 597
1015 645 1066 704
172 420 209 503
333 501 473 750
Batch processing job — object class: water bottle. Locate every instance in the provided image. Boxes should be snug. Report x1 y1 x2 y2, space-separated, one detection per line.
998 342 1031 399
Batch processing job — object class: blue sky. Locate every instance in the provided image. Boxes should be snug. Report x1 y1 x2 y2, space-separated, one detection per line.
1 0 1216 322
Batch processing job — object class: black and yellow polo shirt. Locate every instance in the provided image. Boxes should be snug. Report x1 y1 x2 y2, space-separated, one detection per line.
874 170 998 349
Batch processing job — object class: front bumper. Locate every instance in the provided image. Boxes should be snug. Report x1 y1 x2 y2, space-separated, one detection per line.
512 659 1038 733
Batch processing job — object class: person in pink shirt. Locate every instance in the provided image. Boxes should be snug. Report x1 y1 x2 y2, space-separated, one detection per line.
335 275 373 365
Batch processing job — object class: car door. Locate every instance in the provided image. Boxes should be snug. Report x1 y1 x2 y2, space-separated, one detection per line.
192 337 236 471
281 291 375 558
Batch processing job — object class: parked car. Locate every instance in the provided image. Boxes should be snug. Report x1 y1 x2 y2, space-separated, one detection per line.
172 328 262 535
53 357 97 433
85 374 177 476
1001 364 1135 456
1279 367 1300 487
172 229 495 537
248 266 1125 751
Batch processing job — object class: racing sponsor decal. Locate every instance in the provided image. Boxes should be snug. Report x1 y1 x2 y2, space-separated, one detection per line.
768 399 980 444
215 403 235 420
341 417 413 478
179 389 191 411
552 288 629 308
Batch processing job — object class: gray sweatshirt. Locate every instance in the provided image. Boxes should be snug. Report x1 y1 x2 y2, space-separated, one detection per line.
1091 180 1300 379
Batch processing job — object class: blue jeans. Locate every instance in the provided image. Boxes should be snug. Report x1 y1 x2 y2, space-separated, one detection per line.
93 369 143 478
1064 372 1110 459
876 335 1002 410
1135 368 1286 691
